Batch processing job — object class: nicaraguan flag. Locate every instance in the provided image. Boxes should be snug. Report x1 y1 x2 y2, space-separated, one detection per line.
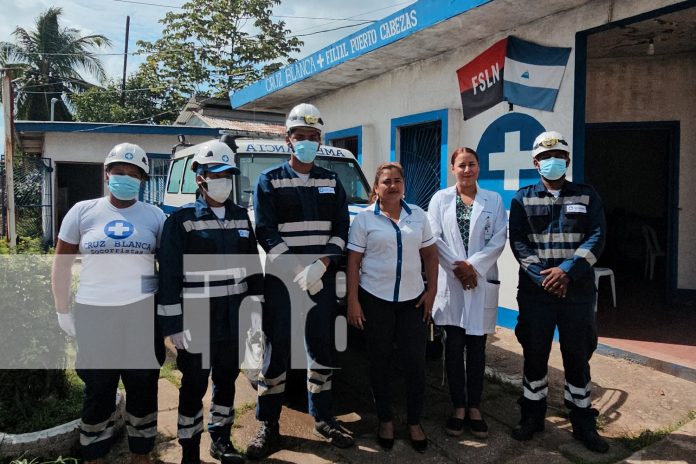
503 36 571 111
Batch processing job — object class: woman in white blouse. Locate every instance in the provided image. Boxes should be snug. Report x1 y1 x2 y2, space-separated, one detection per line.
427 147 507 439
346 162 439 453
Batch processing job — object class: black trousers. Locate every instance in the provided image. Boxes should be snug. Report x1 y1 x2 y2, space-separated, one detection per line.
360 287 427 425
443 326 487 409
515 295 598 421
74 298 163 460
176 340 240 448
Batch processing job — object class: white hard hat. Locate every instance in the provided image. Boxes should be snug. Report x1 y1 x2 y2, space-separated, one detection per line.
532 131 570 158
191 140 239 174
286 103 324 132
104 143 149 174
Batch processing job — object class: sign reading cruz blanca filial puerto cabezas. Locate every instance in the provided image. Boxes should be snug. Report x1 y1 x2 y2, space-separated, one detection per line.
264 9 418 93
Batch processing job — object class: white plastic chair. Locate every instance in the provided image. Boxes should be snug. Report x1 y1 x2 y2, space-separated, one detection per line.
642 225 665 280
594 267 616 312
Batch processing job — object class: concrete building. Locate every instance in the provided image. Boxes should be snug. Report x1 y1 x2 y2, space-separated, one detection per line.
231 0 696 310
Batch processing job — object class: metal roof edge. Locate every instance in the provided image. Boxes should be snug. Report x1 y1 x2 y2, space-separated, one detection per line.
13 121 222 136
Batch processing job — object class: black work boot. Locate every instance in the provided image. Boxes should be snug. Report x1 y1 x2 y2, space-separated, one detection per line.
209 437 244 464
180 444 201 464
511 397 546 441
246 421 280 460
570 409 609 453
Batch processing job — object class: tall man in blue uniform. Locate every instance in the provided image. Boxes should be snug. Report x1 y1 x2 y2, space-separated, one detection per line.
158 141 262 464
246 103 353 459
509 131 609 453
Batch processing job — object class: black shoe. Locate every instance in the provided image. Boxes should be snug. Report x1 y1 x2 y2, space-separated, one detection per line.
246 421 280 460
468 416 489 439
314 419 355 449
180 445 201 464
511 418 545 441
408 425 428 453
445 416 466 437
573 428 610 453
376 422 394 450
210 438 245 464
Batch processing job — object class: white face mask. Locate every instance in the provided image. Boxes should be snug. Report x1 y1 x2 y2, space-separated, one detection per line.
203 177 233 203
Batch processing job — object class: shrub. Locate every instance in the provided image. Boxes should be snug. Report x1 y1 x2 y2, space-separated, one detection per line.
0 237 76 433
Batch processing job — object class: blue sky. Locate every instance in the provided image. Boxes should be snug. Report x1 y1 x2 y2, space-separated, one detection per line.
0 0 414 153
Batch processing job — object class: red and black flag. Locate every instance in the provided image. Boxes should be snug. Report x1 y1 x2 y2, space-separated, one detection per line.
456 37 508 120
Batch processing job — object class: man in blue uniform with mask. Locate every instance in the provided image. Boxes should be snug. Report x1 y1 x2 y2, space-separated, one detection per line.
246 103 353 459
509 130 609 453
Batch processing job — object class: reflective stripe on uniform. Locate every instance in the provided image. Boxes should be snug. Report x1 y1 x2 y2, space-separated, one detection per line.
182 219 249 232
209 403 234 428
307 370 332 394
267 242 290 262
575 247 598 265
536 248 576 260
270 178 336 189
258 372 287 396
283 235 329 247
522 195 590 206
523 376 548 401
157 303 182 316
278 221 332 233
327 236 346 249
528 233 584 243
182 282 248 298
564 381 592 408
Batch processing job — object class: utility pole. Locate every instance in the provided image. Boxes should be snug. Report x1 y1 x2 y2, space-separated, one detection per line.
120 15 130 106
1 69 16 247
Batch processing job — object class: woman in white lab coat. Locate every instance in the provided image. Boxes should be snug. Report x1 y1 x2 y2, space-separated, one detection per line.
427 147 507 439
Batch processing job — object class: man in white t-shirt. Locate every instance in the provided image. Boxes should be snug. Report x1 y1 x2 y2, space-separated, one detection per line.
52 143 166 464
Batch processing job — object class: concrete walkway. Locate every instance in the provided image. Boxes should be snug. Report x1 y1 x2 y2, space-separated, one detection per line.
104 327 696 464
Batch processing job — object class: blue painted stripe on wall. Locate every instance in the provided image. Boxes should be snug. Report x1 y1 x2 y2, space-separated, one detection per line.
497 306 559 341
231 0 492 108
325 126 363 164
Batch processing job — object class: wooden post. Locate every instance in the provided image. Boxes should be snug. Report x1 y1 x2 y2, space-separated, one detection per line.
2 69 16 247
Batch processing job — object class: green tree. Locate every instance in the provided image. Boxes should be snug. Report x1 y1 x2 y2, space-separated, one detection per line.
72 66 180 124
0 7 111 121
137 0 302 101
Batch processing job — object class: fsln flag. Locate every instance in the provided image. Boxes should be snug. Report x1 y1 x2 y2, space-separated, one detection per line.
503 36 571 111
456 37 507 120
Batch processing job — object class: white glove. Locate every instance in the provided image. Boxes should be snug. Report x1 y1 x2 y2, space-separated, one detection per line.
293 260 327 291
56 312 76 337
308 279 323 296
169 330 191 350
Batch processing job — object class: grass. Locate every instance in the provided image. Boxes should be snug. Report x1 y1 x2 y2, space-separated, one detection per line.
0 370 84 435
616 408 696 451
160 358 181 388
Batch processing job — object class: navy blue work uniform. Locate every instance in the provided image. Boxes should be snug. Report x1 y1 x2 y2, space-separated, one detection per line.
157 196 262 450
509 180 606 428
254 161 349 423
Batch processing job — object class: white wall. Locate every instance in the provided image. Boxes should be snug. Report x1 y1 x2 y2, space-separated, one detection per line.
311 0 687 308
586 53 696 289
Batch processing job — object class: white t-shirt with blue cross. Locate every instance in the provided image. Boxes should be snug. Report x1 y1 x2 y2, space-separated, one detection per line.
58 196 166 306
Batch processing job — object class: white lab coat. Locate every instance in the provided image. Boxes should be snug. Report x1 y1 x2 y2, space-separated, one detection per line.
428 185 507 335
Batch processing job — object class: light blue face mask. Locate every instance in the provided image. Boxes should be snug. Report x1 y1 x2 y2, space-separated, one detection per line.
292 140 320 164
538 158 567 181
108 174 141 200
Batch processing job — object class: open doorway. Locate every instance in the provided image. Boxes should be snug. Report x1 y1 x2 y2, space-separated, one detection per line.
55 162 103 237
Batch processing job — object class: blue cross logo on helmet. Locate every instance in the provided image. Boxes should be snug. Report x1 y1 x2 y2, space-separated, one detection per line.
125 152 133 160
222 154 229 162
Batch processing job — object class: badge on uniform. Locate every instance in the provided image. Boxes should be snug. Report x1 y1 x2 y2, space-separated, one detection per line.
566 204 587 214
239 229 250 238
318 186 335 194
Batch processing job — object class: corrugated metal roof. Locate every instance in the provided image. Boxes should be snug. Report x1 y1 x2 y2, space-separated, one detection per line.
194 113 286 135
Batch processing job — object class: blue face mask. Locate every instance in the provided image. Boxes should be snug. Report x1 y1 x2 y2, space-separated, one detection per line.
108 174 141 200
292 140 320 164
538 158 567 181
